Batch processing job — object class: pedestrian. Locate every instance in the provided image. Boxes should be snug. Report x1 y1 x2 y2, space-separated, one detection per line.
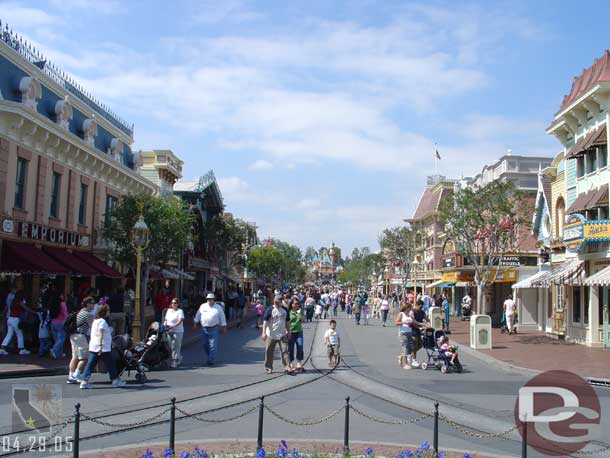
304 293 315 322
395 304 415 369
37 306 52 357
422 291 431 313
164 298 185 368
363 299 370 325
50 293 68 359
504 295 516 334
79 303 126 389
0 291 34 355
324 319 340 368
254 299 264 328
380 295 390 327
353 294 362 325
320 290 330 319
108 288 126 336
314 302 323 320
261 296 291 374
66 297 95 384
346 294 352 317
442 294 450 332
410 300 429 367
154 287 171 325
287 298 305 372
193 293 227 366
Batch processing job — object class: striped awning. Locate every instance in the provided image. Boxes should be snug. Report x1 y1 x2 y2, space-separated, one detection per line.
512 270 550 289
533 259 585 287
584 265 610 286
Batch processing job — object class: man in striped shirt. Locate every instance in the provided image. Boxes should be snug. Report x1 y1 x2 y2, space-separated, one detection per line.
67 297 95 384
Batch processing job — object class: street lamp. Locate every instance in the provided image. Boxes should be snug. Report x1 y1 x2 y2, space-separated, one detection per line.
131 215 149 340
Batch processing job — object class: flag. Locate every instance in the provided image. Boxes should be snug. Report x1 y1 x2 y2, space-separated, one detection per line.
435 149 441 160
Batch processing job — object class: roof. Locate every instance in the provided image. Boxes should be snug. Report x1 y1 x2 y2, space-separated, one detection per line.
411 185 451 221
566 124 607 160
174 181 199 192
559 50 610 112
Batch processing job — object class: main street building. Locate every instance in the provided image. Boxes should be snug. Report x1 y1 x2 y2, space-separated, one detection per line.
0 24 156 303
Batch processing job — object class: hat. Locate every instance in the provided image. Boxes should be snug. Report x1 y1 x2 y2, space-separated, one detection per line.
206 293 215 300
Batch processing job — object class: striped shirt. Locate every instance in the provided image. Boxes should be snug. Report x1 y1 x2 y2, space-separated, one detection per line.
76 308 94 336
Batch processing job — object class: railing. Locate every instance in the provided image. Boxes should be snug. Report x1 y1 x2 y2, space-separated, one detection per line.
0 19 134 137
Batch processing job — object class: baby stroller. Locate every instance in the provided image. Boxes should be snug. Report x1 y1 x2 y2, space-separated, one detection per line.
420 328 443 370
437 342 463 373
114 322 172 383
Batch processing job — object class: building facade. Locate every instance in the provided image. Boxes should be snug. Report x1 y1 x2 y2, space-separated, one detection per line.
0 25 156 304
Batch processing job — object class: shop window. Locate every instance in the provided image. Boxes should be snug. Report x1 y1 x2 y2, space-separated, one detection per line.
14 158 27 209
572 286 581 323
104 195 118 225
78 184 88 225
50 172 61 218
584 287 589 325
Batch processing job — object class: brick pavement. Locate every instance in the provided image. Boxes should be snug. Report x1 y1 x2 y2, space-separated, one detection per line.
449 318 610 379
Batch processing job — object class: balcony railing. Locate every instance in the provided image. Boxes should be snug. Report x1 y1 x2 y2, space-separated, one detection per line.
1 20 134 137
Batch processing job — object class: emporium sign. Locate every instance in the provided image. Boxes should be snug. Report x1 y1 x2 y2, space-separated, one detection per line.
563 214 610 252
1 220 90 247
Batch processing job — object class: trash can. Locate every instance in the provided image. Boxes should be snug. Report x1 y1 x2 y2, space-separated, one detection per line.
428 306 443 330
470 314 492 349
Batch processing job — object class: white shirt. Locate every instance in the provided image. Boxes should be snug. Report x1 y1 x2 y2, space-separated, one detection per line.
89 318 112 352
380 299 390 310
324 328 339 345
164 308 185 333
194 302 227 327
398 312 413 333
504 299 516 315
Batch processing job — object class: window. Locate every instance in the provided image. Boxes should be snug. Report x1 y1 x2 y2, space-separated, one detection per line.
14 158 27 209
600 287 608 326
104 195 118 225
599 145 608 169
586 149 597 174
584 286 589 325
577 156 585 177
572 286 581 323
50 172 61 218
78 184 88 225
599 206 609 220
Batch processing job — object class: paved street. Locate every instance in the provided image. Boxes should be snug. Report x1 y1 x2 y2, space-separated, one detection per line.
1 313 608 458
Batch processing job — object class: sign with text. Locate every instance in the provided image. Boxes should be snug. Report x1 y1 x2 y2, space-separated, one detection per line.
563 214 585 252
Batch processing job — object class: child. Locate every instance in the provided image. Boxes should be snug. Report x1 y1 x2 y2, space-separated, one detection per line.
324 319 340 368
314 302 323 320
37 308 52 357
254 300 264 329
363 301 370 325
439 335 458 365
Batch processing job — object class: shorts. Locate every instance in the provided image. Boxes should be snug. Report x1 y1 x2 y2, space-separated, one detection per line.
70 334 89 360
400 332 414 354
327 344 340 357
412 333 422 352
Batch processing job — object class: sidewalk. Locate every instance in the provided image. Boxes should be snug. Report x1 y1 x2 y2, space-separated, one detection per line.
449 318 610 379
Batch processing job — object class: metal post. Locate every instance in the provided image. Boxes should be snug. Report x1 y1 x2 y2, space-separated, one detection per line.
169 397 176 452
73 403 80 458
257 396 264 451
133 245 142 340
433 402 439 458
343 396 350 452
521 418 528 458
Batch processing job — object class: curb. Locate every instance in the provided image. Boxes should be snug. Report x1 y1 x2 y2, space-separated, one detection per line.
454 342 542 377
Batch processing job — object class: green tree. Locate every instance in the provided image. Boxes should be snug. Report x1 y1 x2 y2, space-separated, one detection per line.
202 214 250 276
304 246 318 262
270 239 306 284
378 226 421 280
247 246 284 285
439 179 530 314
337 253 383 288
102 193 194 328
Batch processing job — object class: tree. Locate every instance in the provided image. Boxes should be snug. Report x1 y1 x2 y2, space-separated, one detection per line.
337 253 384 288
102 193 194 329
304 246 318 261
269 239 306 284
202 214 249 276
378 226 418 272
439 179 530 314
247 246 284 285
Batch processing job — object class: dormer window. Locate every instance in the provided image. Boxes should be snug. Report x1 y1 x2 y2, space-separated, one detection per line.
54 97 73 130
82 118 97 147
18 76 41 110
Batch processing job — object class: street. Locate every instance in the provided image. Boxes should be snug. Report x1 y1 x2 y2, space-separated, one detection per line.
1 313 608 458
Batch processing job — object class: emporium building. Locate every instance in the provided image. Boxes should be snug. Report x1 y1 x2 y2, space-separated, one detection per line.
0 24 157 304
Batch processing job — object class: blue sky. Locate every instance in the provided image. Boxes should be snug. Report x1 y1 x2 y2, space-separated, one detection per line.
2 0 610 253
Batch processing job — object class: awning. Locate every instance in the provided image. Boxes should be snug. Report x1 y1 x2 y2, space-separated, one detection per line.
588 184 608 209
565 125 607 160
162 269 180 280
426 280 444 288
72 251 122 278
1 241 69 275
584 265 610 286
512 270 551 289
43 246 98 276
567 189 596 213
441 281 456 287
533 259 585 287
455 282 473 287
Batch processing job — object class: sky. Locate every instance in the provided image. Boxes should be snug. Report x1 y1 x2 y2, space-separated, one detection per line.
2 0 610 253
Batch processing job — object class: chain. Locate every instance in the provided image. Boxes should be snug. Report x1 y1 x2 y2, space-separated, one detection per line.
440 415 518 439
350 404 432 425
264 404 344 426
175 404 258 423
80 408 171 429
575 444 610 455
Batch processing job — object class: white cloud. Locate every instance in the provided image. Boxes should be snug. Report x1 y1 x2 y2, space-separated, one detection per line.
49 0 123 15
297 198 321 210
249 159 273 170
0 3 63 29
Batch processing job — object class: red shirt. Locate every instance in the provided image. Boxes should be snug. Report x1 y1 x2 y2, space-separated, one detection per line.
155 291 171 312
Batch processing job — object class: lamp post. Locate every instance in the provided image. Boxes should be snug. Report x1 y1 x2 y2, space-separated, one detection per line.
132 215 149 340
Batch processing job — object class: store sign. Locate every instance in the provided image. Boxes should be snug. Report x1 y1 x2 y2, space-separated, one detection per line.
2 219 14 233
442 271 474 282
17 222 89 247
486 270 517 283
563 214 585 253
499 256 538 267
443 257 456 268
583 220 610 240
188 256 212 270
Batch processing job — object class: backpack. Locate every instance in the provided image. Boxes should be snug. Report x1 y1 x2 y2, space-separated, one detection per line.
63 311 79 334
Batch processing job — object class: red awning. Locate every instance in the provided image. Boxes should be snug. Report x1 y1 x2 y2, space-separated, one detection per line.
72 251 122 278
43 246 98 276
1 241 70 275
